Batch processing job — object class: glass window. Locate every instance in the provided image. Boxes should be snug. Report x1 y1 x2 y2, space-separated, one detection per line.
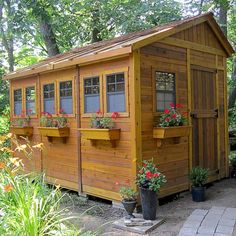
84 76 100 113
155 71 176 111
60 81 73 114
14 89 22 115
26 87 36 115
43 83 55 114
106 73 125 112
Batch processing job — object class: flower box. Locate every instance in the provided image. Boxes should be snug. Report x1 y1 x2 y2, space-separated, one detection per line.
10 126 33 136
78 128 120 140
153 126 191 139
78 128 120 147
38 127 70 143
153 126 191 147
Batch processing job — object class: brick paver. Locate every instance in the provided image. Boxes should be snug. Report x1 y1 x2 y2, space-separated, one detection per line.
177 207 236 236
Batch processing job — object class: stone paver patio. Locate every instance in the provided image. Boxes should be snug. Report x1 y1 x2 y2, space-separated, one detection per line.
178 207 236 236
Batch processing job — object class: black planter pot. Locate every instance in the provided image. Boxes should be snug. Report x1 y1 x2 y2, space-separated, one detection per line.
191 186 205 202
121 200 137 219
140 188 157 220
231 167 236 178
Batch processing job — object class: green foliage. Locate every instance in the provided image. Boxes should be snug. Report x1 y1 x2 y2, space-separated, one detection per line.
230 152 236 167
189 167 209 187
0 107 10 135
137 160 166 192
119 187 137 201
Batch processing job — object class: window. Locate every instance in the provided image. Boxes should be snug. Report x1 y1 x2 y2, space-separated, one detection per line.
84 76 100 113
155 71 176 111
13 89 22 115
106 73 125 112
43 83 55 114
26 86 36 115
60 81 73 114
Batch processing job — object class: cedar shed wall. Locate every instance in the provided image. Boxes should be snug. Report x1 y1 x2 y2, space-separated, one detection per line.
139 21 228 198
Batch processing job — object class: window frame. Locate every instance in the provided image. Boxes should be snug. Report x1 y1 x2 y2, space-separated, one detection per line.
81 74 103 117
25 85 37 118
41 81 57 116
104 68 129 117
12 87 23 117
152 69 178 114
58 79 75 117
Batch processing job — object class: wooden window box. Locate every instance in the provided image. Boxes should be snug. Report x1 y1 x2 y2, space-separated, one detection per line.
10 126 33 137
38 127 70 143
78 128 120 147
153 126 191 147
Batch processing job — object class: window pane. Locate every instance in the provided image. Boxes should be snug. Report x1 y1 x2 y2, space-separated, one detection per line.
26 87 36 115
84 95 100 113
14 102 22 116
26 101 36 115
107 93 125 112
107 75 115 83
44 99 54 114
44 84 54 99
60 97 73 114
155 71 176 112
14 89 22 115
14 89 22 102
108 84 115 92
60 81 72 97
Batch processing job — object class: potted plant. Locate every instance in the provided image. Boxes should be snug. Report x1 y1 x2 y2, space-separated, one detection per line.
79 110 120 142
153 104 191 143
10 110 33 136
229 152 236 178
136 160 166 220
189 167 209 202
119 186 138 219
38 110 70 141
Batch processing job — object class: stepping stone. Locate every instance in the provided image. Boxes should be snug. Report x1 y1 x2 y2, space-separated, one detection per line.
113 213 164 235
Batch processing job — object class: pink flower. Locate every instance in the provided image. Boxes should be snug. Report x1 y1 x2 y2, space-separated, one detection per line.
111 112 119 119
115 181 119 185
172 114 177 118
170 103 175 108
164 109 170 114
96 109 103 115
153 173 160 178
59 108 64 114
165 118 170 122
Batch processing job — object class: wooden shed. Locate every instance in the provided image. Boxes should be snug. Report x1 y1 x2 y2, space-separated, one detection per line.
5 12 234 202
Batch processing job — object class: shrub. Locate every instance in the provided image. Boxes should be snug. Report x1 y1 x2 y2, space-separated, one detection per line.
189 167 209 187
136 160 166 192
119 187 137 201
229 152 236 167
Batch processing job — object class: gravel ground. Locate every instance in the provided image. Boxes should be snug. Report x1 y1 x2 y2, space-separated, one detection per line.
62 178 236 236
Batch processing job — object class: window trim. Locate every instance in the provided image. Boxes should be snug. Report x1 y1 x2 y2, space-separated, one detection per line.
58 78 75 117
81 74 103 117
41 81 57 116
104 68 129 117
12 87 23 118
25 85 37 118
152 68 178 115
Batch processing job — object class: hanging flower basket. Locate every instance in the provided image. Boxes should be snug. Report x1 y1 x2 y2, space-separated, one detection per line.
10 126 33 137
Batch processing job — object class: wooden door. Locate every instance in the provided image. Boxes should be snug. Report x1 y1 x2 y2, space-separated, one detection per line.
191 65 219 181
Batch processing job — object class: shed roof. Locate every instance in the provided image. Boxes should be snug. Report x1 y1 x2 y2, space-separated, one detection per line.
4 12 234 80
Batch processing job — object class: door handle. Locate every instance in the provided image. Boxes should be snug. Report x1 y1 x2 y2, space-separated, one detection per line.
214 108 218 118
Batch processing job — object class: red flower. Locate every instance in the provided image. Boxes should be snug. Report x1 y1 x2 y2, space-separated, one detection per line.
172 114 177 118
164 109 170 114
182 112 188 117
146 171 153 179
41 112 46 116
111 112 119 119
165 118 170 122
176 104 183 109
153 173 160 178
115 181 119 185
47 112 52 118
96 109 103 116
143 163 147 167
59 108 64 114
170 103 175 108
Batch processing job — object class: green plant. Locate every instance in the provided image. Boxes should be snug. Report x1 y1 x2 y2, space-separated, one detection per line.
230 152 236 167
189 167 209 187
90 110 119 129
159 104 187 127
0 107 10 134
40 109 69 128
136 160 166 192
119 187 137 201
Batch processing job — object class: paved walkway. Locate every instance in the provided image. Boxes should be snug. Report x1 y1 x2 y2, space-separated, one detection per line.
178 207 236 236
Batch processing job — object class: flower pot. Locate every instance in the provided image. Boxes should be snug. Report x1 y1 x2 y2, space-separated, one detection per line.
10 126 33 136
140 188 157 220
191 186 205 202
78 128 120 140
153 126 191 139
121 200 137 219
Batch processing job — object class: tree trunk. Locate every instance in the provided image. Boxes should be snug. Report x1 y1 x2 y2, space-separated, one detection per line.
91 9 102 43
218 2 228 36
38 16 60 57
228 56 236 109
